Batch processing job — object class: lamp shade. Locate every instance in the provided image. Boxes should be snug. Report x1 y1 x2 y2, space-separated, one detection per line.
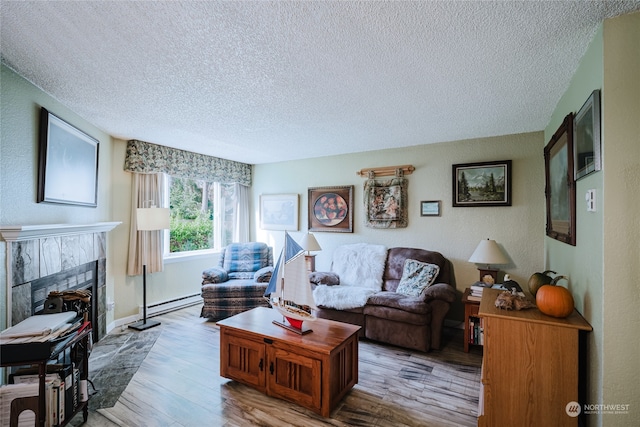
468 239 509 265
299 232 322 252
136 207 170 231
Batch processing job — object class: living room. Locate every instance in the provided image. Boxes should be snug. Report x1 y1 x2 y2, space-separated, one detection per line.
1 3 639 426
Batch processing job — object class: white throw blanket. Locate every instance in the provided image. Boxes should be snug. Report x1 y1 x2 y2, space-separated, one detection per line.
313 243 387 309
313 285 376 310
331 243 387 289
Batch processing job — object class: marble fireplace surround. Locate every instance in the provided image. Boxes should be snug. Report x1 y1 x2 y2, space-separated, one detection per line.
0 222 120 341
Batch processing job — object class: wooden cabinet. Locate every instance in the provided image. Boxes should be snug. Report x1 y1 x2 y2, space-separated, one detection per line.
218 307 360 417
268 345 322 411
477 289 591 427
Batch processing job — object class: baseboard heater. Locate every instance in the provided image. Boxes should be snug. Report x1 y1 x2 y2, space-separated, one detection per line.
138 293 202 318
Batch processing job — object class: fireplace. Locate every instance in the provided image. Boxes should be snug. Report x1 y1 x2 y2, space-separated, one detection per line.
1 222 120 341
29 260 101 342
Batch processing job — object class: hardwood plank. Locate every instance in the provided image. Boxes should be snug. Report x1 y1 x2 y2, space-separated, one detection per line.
70 304 482 426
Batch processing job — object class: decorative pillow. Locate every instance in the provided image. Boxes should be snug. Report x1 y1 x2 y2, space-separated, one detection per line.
396 259 440 297
309 272 340 286
254 266 274 283
222 242 271 273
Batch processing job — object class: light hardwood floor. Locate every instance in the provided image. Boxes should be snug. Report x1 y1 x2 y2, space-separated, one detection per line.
73 305 482 426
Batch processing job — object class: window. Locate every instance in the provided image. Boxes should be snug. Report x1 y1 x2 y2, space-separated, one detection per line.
165 175 239 256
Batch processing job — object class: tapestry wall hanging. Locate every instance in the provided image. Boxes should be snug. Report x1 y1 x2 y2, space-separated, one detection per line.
364 177 408 228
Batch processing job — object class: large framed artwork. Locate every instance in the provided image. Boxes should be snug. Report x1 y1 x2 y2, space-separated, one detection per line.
364 177 408 228
574 89 601 180
452 160 512 207
545 113 576 246
260 194 299 231
308 186 353 233
38 107 99 207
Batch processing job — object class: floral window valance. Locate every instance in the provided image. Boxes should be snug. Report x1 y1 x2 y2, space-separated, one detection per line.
124 139 252 186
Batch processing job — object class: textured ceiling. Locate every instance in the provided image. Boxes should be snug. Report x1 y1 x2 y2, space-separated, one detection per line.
2 1 639 164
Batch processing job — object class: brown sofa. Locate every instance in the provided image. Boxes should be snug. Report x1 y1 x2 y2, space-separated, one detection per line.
312 246 456 352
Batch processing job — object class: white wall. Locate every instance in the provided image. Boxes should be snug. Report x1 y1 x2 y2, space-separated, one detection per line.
253 131 546 321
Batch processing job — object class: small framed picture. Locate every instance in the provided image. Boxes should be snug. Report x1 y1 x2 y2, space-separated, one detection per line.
260 194 299 231
420 200 441 216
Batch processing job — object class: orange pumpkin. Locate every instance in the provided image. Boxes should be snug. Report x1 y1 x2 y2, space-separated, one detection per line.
536 276 574 318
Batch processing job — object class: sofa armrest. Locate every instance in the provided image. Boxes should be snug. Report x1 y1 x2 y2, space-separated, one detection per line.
309 271 340 286
254 266 274 283
422 282 456 303
202 267 229 285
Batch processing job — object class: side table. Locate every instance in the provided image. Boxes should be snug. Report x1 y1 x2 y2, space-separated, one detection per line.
462 288 482 352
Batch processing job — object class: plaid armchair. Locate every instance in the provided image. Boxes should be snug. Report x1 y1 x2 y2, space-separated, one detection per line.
200 242 274 319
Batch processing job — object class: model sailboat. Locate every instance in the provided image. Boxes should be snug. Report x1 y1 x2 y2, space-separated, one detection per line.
264 232 317 334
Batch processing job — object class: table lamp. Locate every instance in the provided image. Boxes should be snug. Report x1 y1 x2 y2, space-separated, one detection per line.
299 232 322 272
468 238 509 282
129 205 170 331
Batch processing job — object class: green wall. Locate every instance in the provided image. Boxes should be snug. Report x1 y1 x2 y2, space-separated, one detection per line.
544 12 640 426
544 25 605 423
0 65 114 330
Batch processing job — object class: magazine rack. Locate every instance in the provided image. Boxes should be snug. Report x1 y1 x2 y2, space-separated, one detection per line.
1 325 92 426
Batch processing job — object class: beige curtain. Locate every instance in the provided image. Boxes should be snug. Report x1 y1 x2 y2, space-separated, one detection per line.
233 183 250 243
127 172 167 276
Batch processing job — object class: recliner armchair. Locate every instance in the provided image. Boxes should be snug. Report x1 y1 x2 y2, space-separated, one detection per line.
200 242 273 319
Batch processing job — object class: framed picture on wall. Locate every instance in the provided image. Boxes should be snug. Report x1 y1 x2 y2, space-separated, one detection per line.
545 113 576 246
260 193 299 230
420 200 441 216
308 186 353 233
574 89 601 180
452 160 512 207
37 107 99 207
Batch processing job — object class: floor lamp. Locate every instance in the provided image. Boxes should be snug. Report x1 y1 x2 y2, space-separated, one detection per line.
129 206 170 331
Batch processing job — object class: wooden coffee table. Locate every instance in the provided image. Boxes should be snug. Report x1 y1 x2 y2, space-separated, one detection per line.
217 307 360 417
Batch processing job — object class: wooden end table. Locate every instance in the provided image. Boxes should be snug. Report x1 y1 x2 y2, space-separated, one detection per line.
462 288 482 352
217 307 361 417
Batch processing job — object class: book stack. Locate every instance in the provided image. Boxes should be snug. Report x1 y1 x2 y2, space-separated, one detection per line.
468 315 484 346
467 285 485 302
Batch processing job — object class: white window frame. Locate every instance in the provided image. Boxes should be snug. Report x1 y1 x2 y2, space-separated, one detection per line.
163 179 228 261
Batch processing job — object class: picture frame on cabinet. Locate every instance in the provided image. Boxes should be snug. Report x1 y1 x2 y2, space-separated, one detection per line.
37 107 99 207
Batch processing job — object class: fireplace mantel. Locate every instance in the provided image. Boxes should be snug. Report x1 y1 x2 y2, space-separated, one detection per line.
0 222 121 242
3 221 120 336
